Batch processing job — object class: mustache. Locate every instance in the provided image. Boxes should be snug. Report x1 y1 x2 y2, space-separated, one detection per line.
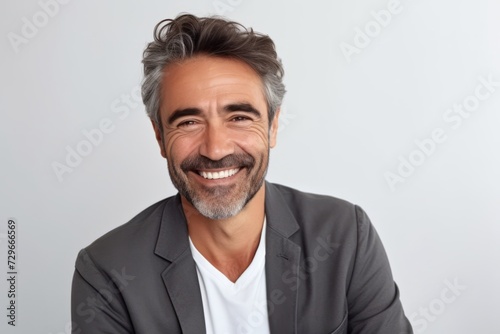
180 153 255 171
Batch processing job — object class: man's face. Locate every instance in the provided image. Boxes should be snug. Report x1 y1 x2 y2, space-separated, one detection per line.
153 55 279 220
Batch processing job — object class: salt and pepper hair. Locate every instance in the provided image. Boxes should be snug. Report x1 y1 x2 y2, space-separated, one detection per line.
141 14 286 126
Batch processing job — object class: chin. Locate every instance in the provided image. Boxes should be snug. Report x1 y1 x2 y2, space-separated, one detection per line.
192 199 246 220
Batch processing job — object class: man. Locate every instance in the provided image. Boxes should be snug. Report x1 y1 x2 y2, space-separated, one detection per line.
71 14 413 334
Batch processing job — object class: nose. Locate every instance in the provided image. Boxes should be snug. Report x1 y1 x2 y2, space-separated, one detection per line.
199 123 234 161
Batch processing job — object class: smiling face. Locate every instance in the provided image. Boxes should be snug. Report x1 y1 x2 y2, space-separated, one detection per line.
153 55 279 220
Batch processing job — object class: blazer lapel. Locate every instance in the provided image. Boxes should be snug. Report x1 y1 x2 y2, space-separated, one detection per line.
152 184 302 334
265 182 301 334
154 195 206 334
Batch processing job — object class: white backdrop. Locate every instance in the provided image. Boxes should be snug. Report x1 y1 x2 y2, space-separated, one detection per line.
1 0 499 333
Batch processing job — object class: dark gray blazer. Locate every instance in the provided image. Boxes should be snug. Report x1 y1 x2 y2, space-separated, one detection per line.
71 182 413 333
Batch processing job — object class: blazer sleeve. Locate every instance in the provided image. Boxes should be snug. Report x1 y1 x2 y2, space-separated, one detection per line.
71 249 134 334
346 205 413 334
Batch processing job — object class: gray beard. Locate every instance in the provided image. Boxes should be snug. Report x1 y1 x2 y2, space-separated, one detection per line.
189 184 251 220
167 152 268 220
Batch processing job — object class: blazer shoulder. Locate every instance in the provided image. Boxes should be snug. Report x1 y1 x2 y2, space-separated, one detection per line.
269 182 357 217
266 182 367 244
78 196 175 268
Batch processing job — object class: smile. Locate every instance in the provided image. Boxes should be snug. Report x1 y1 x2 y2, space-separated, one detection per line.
198 168 240 180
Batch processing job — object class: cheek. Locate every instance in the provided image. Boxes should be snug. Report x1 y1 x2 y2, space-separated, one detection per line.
164 125 271 160
233 127 270 150
164 132 197 162
232 133 270 166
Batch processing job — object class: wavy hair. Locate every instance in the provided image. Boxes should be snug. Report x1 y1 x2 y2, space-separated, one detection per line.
141 14 286 126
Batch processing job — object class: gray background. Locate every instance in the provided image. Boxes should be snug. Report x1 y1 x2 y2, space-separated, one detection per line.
1 0 499 333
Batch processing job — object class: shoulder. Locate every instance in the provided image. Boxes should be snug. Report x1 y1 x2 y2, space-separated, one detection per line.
269 182 354 207
266 182 371 247
75 196 176 272
267 182 360 222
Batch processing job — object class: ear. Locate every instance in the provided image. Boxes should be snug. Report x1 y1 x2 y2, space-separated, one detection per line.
269 107 280 148
151 120 167 158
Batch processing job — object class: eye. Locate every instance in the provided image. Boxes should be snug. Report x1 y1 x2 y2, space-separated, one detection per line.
178 120 197 127
231 115 251 122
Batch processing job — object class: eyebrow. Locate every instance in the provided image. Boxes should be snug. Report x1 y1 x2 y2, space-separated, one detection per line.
167 108 202 125
224 103 262 118
166 103 262 125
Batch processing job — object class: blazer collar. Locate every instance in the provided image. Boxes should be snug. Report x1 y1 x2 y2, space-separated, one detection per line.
154 194 206 333
153 182 302 334
154 194 189 262
264 181 300 237
154 182 301 260
264 181 301 333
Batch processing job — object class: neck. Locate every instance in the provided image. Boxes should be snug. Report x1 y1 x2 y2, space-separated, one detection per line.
182 185 266 282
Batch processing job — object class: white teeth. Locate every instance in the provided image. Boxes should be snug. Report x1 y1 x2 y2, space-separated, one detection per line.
199 168 239 180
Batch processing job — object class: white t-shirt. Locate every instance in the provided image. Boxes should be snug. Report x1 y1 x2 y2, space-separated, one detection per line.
189 221 270 334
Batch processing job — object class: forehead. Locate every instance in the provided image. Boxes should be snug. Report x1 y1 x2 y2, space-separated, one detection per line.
160 55 266 113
